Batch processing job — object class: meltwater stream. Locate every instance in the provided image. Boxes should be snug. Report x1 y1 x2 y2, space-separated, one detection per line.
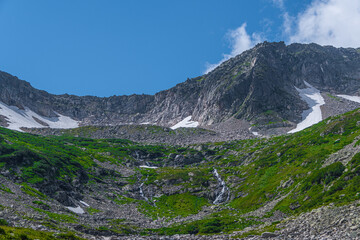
213 169 229 204
139 177 155 206
139 182 150 202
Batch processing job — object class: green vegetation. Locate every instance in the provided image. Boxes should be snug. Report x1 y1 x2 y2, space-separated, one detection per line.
234 222 280 238
147 213 260 235
32 200 50 209
1 108 360 236
0 219 8 226
87 207 101 215
21 184 47 200
326 93 340 100
103 219 138 235
0 184 13 194
139 193 209 218
31 207 77 223
0 225 85 239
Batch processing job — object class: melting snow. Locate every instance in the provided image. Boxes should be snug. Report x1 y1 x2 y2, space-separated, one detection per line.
170 116 199 130
66 206 85 214
0 101 79 131
337 95 360 103
139 165 158 169
79 201 90 207
288 81 325 133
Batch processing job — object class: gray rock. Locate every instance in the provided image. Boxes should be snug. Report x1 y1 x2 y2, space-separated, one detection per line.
261 232 278 238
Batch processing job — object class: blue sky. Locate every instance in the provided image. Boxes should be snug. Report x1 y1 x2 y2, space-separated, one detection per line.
0 0 358 96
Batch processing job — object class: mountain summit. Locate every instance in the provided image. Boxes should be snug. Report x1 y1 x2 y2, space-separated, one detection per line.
1 42 360 135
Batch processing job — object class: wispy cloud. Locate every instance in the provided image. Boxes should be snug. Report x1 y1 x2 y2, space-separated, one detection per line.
204 23 262 74
289 0 360 47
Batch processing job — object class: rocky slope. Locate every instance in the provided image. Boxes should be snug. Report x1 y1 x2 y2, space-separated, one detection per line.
22 118 255 145
1 42 360 134
1 108 360 239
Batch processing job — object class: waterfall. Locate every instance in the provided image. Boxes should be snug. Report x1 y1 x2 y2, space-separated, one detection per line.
139 182 150 202
139 179 155 206
213 169 229 204
135 151 140 160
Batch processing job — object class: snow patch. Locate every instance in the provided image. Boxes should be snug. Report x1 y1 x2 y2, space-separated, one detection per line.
66 206 85 214
0 101 79 131
79 201 89 207
337 95 360 103
288 81 325 133
139 165 158 169
170 116 199 130
252 132 259 136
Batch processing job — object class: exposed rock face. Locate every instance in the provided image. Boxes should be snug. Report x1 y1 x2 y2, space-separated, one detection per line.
0 42 359 130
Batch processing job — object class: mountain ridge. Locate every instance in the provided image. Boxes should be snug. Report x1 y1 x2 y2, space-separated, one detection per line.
0 41 360 134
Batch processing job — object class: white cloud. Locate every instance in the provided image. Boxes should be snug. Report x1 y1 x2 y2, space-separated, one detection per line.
204 23 262 74
289 0 360 47
204 0 360 75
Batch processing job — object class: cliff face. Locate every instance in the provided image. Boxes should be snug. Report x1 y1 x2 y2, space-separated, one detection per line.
0 41 360 130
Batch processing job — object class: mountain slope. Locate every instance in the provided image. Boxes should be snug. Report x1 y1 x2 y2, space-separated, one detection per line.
1 108 360 238
1 42 360 134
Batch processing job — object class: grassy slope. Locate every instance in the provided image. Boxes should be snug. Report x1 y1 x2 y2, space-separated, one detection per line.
1 109 360 237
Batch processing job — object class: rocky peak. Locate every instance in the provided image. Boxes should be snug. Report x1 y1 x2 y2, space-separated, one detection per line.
0 42 360 133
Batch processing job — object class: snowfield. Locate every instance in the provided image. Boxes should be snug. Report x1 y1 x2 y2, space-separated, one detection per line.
79 201 90 207
170 116 199 130
337 95 360 103
66 206 85 214
139 165 158 169
0 101 79 131
288 81 325 133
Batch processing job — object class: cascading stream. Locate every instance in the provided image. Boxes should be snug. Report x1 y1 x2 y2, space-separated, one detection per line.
213 169 229 204
139 177 155 206
135 151 140 160
139 182 150 202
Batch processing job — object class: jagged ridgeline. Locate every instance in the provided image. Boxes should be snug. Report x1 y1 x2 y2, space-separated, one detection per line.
1 41 360 136
1 108 360 239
